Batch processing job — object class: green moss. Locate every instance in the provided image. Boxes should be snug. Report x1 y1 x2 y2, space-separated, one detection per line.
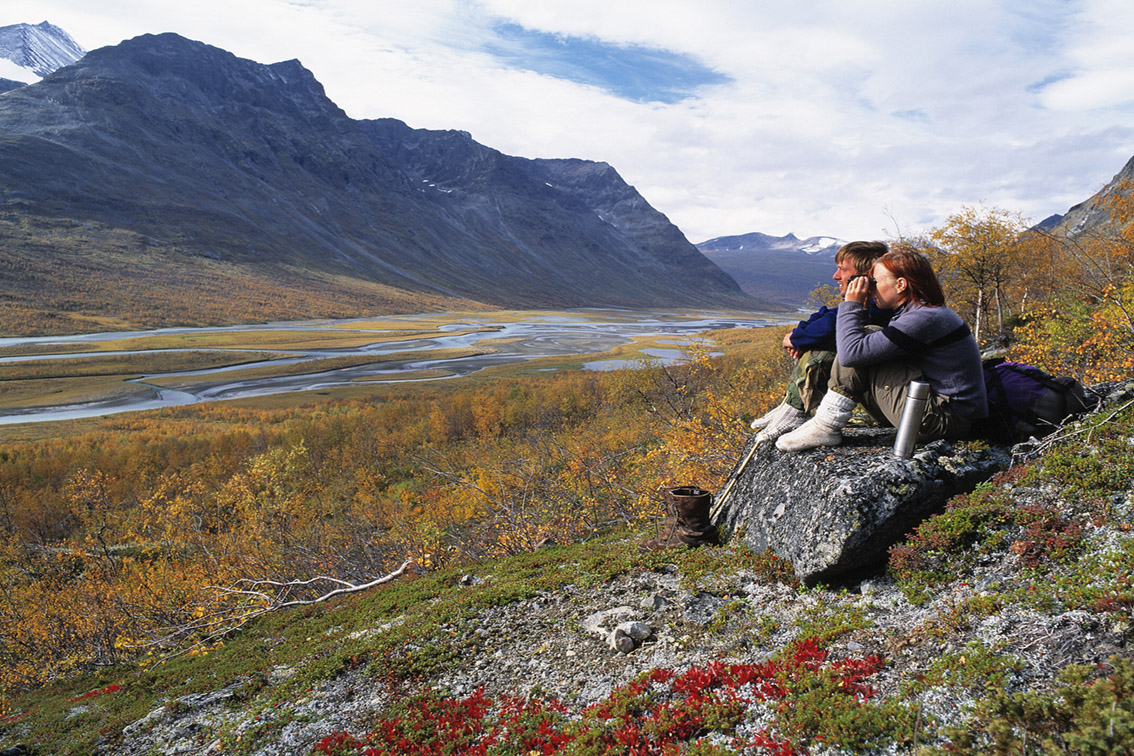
1038 406 1134 497
789 596 873 648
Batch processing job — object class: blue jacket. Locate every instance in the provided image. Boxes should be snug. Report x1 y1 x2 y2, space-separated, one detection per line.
790 304 892 353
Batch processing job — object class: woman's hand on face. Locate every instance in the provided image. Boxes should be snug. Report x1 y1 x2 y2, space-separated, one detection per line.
845 274 871 305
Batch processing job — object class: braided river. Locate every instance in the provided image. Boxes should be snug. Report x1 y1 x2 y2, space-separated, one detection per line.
0 310 788 425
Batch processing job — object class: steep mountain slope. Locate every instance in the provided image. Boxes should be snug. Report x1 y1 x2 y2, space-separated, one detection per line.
361 118 745 305
0 33 756 331
1052 153 1134 238
697 232 846 307
0 21 85 82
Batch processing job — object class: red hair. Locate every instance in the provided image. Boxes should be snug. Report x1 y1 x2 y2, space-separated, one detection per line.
876 250 945 307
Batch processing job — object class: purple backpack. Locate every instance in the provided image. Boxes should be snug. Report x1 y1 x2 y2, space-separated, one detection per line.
978 358 1097 443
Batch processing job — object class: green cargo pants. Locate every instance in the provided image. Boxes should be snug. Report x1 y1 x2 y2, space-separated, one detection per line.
784 349 835 414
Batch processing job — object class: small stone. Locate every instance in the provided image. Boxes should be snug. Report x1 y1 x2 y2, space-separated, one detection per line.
616 621 652 641
640 594 668 611
268 666 296 685
609 633 638 654
582 606 633 637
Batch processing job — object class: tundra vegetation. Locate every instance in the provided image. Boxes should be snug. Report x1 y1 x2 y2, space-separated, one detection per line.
2 195 1134 754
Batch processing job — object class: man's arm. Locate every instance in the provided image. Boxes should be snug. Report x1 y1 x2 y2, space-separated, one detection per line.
781 331 801 360
786 307 838 356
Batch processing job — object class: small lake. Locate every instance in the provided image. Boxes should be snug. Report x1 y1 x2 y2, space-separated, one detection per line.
0 309 789 425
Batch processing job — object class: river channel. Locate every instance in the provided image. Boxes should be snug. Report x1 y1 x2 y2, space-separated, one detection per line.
0 309 789 425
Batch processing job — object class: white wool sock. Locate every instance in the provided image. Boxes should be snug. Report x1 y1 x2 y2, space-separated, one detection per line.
775 391 856 452
754 403 808 442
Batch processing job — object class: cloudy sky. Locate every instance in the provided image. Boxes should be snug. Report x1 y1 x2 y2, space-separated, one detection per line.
7 0 1134 243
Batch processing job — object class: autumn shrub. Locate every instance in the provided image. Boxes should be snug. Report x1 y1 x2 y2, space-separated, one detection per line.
1011 294 1134 383
1034 400 1134 498
927 205 1033 345
887 481 1019 599
610 332 790 495
887 473 1094 603
1008 190 1134 380
0 330 791 692
903 641 1023 699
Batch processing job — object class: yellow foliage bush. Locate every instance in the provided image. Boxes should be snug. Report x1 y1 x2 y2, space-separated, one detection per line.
3 351 795 691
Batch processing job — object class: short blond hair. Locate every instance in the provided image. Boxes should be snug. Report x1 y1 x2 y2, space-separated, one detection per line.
835 241 888 274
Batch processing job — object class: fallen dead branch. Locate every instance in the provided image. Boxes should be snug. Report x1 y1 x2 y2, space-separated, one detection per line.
215 558 415 609
130 559 414 660
1013 396 1134 463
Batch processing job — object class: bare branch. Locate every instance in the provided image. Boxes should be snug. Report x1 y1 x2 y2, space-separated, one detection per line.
214 559 414 609
126 560 415 659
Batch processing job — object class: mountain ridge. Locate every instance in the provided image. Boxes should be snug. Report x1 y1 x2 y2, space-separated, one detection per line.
1051 153 1134 238
0 32 758 335
0 21 85 82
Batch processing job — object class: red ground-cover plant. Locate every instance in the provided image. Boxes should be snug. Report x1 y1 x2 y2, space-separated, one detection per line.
0 711 32 725
70 684 121 703
312 638 911 755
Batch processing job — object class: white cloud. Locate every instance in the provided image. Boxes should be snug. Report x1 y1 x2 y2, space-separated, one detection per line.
6 0 1134 242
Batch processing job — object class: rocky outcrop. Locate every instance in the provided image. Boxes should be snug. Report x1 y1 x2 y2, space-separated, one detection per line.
714 429 1012 586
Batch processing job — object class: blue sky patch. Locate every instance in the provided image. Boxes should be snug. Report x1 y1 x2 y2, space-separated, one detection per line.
893 108 931 124
482 22 731 104
1026 71 1074 94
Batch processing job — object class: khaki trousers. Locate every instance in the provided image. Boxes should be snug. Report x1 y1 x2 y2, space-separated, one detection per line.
829 358 972 441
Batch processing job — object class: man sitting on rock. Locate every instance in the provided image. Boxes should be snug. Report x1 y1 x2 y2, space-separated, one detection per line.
751 240 892 443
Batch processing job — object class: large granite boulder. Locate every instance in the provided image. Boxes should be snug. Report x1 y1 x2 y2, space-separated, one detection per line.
712 429 1012 586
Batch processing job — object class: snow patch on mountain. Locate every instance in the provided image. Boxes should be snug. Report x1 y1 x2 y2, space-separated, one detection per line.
800 236 843 254
0 21 85 82
696 231 845 256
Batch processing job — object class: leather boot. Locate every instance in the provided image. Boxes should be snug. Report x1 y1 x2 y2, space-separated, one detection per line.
639 486 720 552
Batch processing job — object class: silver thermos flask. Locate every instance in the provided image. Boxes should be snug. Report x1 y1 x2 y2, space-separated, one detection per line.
893 380 931 459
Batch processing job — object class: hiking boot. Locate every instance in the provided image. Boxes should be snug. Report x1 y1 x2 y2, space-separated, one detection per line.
639 486 720 552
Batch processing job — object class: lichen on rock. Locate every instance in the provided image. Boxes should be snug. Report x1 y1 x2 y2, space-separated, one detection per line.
715 428 1012 585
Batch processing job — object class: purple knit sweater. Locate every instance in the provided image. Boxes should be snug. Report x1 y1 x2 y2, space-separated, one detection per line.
836 301 988 420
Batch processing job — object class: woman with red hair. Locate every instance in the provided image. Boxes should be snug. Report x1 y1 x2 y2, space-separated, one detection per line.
776 249 987 452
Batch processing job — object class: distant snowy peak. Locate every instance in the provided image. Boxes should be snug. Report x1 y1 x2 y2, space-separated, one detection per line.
693 231 847 307
696 231 845 257
0 22 85 83
798 236 844 254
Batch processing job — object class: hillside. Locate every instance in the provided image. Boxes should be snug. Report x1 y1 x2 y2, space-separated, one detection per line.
2 380 1132 755
0 33 758 336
